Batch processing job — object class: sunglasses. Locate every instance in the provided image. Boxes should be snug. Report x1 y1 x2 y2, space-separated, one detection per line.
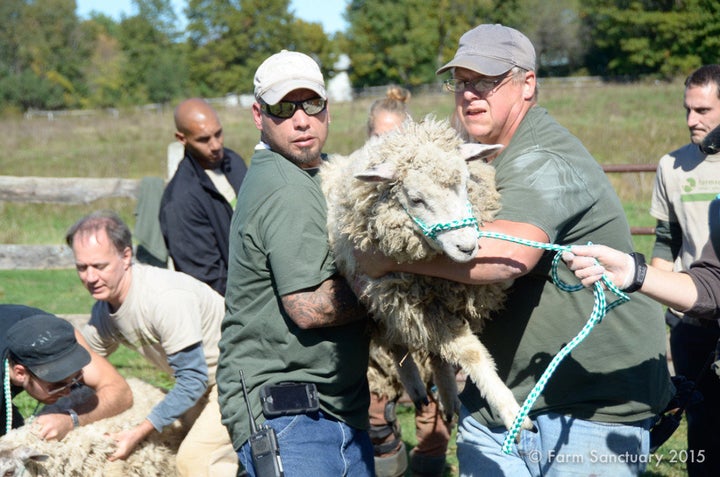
444 74 511 95
41 370 84 396
260 97 327 119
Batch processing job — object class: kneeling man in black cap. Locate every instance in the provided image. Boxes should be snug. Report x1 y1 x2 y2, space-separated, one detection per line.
2 304 131 440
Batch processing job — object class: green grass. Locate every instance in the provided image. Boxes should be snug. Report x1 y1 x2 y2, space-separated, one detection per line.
0 269 93 312
2 80 695 475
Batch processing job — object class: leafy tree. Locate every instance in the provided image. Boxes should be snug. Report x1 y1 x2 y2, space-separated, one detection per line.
0 0 26 76
83 26 128 108
186 0 295 96
581 0 720 78
0 0 93 109
485 0 585 76
345 0 495 88
116 0 187 104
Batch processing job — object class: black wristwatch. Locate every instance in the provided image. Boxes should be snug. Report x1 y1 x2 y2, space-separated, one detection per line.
623 252 648 293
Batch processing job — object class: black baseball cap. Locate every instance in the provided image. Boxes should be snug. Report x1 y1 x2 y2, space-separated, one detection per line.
6 314 91 383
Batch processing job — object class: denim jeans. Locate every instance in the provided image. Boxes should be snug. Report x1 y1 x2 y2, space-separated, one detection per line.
237 410 375 477
456 405 654 477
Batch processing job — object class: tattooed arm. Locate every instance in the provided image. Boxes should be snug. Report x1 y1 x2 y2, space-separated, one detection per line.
280 275 367 329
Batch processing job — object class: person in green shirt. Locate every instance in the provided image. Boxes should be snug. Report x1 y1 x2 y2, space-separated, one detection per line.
217 50 373 476
356 24 674 476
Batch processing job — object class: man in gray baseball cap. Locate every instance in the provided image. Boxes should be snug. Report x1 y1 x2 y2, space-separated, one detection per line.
358 23 674 476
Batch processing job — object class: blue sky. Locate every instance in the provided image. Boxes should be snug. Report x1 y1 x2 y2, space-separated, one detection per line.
75 0 348 33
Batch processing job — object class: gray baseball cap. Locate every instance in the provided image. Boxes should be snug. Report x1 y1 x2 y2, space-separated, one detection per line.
437 24 536 76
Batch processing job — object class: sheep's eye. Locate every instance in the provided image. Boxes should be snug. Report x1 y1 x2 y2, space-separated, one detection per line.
408 196 425 206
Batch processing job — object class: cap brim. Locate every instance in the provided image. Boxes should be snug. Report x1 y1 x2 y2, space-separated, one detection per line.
30 343 91 383
436 56 513 77
260 80 327 105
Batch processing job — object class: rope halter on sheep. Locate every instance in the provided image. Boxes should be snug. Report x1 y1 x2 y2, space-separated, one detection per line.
405 203 479 241
404 209 630 453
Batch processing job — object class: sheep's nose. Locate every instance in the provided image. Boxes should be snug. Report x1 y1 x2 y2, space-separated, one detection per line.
457 243 477 256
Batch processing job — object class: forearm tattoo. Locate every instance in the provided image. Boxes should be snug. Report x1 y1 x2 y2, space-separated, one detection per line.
282 276 367 328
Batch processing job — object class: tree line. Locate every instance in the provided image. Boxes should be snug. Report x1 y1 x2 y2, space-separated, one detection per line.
1 0 718 112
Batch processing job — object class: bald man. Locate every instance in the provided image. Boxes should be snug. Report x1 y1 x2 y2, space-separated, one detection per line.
160 98 247 295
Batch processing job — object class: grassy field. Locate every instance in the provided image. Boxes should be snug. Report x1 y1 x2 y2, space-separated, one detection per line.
2 78 693 476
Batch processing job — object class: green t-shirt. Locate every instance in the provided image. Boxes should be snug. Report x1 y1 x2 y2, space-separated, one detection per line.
461 107 674 428
218 148 370 449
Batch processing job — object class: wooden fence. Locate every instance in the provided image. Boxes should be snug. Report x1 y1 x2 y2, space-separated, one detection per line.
0 161 657 270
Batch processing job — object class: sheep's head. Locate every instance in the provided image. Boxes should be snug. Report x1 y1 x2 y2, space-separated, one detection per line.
0 446 47 477
353 117 502 263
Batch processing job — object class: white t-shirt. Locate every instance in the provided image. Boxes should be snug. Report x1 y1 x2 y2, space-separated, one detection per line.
82 263 223 382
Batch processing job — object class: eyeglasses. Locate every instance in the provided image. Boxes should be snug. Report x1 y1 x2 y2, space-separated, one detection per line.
444 74 512 95
44 370 84 396
260 97 327 119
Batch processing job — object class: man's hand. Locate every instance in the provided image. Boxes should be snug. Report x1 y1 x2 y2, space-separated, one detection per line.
107 419 155 461
34 413 75 441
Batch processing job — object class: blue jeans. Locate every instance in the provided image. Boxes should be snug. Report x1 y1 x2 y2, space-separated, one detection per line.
456 405 654 476
237 410 375 477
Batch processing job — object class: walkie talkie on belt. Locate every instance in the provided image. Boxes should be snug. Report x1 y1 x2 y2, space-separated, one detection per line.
240 370 284 477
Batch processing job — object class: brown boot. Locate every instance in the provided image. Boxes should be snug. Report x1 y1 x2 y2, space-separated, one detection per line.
375 441 408 477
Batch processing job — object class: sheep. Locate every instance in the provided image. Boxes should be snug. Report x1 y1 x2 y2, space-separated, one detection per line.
321 115 533 432
0 377 183 477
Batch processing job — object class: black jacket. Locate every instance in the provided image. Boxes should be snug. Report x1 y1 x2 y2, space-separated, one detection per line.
159 148 247 295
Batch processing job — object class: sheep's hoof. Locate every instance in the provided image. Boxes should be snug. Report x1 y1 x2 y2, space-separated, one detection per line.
413 397 430 411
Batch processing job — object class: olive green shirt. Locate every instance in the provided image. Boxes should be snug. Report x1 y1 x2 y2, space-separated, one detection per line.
217 148 370 450
462 107 674 427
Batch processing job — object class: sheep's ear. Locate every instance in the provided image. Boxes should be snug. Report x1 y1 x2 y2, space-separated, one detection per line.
354 162 397 182
14 446 48 463
459 143 504 162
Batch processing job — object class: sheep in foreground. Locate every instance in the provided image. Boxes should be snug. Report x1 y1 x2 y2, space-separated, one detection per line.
0 377 183 477
321 116 533 432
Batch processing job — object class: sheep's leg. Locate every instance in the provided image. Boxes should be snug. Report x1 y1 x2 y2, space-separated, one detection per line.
428 355 459 422
389 346 430 409
441 329 533 432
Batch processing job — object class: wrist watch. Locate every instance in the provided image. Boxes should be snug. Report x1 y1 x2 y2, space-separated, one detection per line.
66 409 80 428
623 252 648 293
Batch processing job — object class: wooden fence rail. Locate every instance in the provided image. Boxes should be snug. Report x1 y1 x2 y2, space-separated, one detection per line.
0 162 658 269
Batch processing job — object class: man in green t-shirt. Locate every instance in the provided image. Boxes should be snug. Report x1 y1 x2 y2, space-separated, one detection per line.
357 24 674 476
217 50 373 476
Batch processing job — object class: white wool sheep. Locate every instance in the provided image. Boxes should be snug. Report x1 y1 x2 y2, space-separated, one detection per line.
0 377 183 477
321 116 533 432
